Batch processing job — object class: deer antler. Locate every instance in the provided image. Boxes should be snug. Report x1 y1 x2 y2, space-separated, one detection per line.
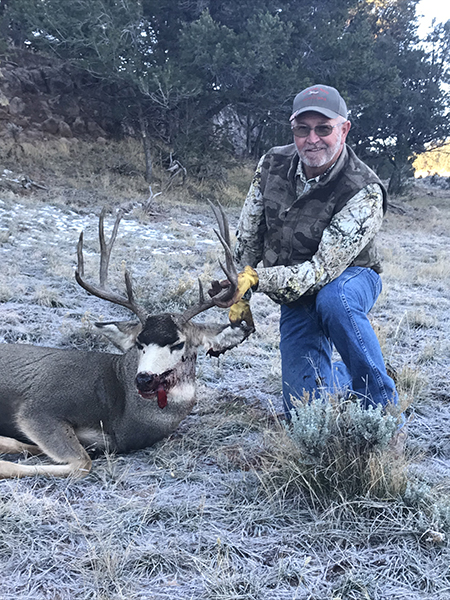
182 201 239 322
75 207 148 324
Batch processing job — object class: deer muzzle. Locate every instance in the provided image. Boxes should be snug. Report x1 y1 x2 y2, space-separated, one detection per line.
135 354 197 409
135 370 173 409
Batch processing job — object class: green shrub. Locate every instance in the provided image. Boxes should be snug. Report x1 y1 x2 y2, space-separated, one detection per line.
289 394 398 455
261 393 407 504
285 394 406 500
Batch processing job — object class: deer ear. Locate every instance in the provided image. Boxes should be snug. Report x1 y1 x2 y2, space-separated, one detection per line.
94 321 143 352
202 322 252 357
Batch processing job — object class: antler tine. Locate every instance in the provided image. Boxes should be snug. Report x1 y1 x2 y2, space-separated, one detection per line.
209 201 239 287
197 277 206 304
75 209 148 325
209 202 236 275
214 229 238 286
99 207 123 287
182 201 239 322
208 200 230 247
181 279 214 322
77 231 86 277
123 270 148 324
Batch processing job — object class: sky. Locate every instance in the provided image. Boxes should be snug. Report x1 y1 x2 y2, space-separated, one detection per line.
416 0 450 38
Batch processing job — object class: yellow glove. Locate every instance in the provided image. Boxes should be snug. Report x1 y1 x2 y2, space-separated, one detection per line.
208 266 258 308
236 266 259 299
227 267 258 331
228 298 255 331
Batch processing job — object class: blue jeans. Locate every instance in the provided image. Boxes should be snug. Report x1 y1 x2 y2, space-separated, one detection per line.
279 267 398 418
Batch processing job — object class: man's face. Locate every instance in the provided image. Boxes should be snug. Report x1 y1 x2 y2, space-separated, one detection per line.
292 111 351 174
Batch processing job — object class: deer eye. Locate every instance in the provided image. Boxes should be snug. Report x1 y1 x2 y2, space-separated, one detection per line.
136 342 144 351
170 341 185 353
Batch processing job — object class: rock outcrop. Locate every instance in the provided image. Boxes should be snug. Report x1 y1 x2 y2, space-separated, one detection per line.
0 49 121 143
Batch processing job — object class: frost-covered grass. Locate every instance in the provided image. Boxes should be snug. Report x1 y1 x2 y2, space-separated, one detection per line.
1 186 450 599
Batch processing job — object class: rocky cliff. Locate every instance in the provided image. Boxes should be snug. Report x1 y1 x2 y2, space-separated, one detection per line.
0 49 122 143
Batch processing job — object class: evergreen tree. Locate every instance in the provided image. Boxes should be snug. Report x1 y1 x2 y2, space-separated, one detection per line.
347 1 450 194
3 0 449 193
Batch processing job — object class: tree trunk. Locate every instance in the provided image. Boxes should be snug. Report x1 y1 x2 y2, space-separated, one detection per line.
388 145 413 196
388 166 403 196
139 106 152 183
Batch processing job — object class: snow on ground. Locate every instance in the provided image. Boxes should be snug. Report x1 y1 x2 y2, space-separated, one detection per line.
0 188 450 599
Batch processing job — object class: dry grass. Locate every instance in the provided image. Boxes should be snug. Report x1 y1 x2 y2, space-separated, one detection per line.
0 136 255 211
2 137 149 204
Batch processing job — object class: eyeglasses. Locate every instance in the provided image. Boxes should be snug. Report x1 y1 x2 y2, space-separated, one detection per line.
291 122 346 138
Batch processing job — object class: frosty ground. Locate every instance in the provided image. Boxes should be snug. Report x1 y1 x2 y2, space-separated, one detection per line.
0 182 449 600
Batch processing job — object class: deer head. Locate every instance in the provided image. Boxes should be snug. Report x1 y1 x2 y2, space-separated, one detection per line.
75 204 252 408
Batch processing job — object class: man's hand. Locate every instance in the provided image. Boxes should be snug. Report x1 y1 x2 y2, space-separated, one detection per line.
208 266 259 308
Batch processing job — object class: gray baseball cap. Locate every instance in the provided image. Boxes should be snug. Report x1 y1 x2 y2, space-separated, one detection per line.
290 85 348 121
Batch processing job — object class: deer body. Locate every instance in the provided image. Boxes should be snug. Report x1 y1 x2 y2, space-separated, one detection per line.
0 344 179 451
0 316 248 478
0 205 251 479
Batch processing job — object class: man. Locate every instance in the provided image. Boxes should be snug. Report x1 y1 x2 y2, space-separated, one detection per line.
214 84 398 418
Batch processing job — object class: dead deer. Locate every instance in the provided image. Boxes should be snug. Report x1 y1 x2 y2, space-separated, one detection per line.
0 204 252 479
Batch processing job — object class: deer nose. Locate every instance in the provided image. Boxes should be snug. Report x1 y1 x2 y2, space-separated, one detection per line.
135 372 158 393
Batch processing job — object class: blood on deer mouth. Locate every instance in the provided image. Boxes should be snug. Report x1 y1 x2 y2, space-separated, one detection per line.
135 369 175 408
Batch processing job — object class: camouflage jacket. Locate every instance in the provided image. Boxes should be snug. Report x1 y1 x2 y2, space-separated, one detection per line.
235 144 387 304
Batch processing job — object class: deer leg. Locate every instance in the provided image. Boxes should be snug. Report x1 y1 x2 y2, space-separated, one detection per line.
0 435 42 455
0 418 93 479
0 459 92 479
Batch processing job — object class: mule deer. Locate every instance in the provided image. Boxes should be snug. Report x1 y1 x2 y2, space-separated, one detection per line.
0 204 252 478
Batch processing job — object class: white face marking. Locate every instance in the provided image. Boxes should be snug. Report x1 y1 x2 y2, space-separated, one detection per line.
168 382 196 405
137 338 187 375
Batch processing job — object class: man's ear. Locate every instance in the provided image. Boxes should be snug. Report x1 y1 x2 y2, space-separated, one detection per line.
342 120 351 141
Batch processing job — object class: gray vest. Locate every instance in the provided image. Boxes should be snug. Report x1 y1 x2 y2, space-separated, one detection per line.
259 144 387 271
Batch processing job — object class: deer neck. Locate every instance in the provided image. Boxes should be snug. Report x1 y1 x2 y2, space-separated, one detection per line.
150 352 197 409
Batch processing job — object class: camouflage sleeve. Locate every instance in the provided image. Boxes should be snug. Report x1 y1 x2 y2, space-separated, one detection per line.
234 155 266 268
256 183 384 304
